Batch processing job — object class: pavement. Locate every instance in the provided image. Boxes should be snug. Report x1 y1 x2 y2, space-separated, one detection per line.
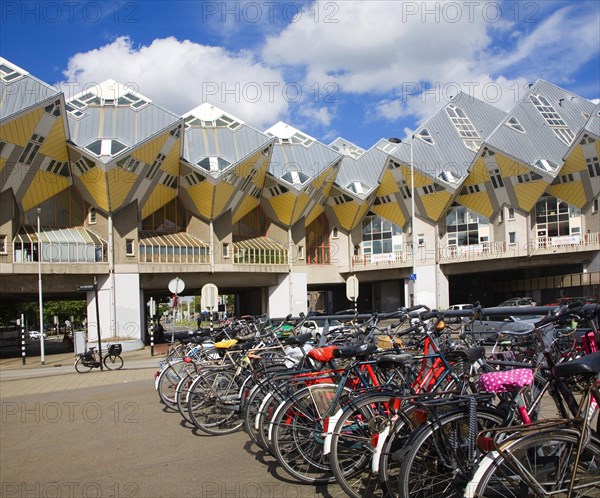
0 345 168 398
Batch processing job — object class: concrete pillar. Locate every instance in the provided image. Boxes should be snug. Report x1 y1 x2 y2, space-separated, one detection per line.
268 272 307 318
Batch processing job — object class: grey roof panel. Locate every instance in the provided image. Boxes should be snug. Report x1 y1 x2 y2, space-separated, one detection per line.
0 74 59 120
486 80 596 172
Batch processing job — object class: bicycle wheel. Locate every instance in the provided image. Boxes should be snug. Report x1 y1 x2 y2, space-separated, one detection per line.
397 406 506 498
103 354 124 370
157 361 194 409
271 384 348 484
74 356 93 373
329 393 409 498
175 372 197 424
187 369 244 435
473 429 600 497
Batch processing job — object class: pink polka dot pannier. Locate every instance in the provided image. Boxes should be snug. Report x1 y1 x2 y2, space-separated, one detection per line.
478 368 533 393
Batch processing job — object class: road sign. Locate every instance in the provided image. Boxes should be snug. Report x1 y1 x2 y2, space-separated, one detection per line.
408 273 417 281
346 275 359 301
201 283 219 310
77 285 95 292
168 277 185 294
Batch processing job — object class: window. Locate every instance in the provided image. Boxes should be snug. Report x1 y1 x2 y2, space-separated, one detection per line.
361 215 403 256
509 232 516 244
593 198 599 214
445 104 482 151
88 208 97 224
505 116 525 133
0 63 23 83
222 243 230 259
161 174 178 189
44 101 61 117
446 205 489 246
281 170 310 186
19 133 45 165
535 196 580 238
306 214 330 264
85 139 127 157
197 156 232 173
331 227 339 239
333 194 353 205
185 172 205 187
417 234 425 246
586 156 600 178
268 184 288 197
117 156 142 174
416 128 434 145
125 239 135 256
0 235 7 254
297 245 304 260
508 208 515 220
147 153 166 180
488 168 504 189
346 182 369 195
530 94 575 145
75 156 95 175
43 159 69 177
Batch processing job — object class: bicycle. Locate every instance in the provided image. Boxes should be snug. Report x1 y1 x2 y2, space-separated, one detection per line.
74 344 124 373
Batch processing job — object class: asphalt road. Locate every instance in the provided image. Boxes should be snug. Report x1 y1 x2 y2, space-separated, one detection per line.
0 379 344 498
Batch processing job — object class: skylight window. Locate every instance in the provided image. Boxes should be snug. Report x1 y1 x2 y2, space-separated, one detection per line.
0 63 24 83
416 128 435 145
85 139 128 157
184 113 242 130
530 94 575 145
346 182 370 195
281 170 310 185
197 156 231 173
534 159 558 172
438 171 461 183
506 116 525 133
331 142 365 159
445 104 482 151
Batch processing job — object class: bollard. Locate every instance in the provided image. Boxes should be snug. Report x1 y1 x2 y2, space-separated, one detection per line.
20 313 26 365
150 318 155 357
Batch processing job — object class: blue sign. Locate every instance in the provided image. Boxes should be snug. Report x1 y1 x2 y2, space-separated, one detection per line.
408 273 417 281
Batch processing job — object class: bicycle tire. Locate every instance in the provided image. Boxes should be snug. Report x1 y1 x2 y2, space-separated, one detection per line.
271 384 351 484
329 393 410 498
157 361 193 409
187 368 244 435
103 354 124 370
473 429 600 498
74 356 93 373
397 406 507 498
175 371 197 424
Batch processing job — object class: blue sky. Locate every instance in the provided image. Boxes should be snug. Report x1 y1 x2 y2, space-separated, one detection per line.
1 0 599 149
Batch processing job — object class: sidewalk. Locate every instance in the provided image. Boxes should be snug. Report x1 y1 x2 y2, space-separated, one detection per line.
0 345 169 398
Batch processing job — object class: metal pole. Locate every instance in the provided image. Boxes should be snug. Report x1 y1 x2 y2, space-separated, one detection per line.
20 313 26 365
410 136 416 307
94 276 103 371
37 208 45 365
172 294 176 342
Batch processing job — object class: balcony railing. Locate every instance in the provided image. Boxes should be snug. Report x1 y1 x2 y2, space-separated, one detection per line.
352 250 411 268
13 226 107 263
232 237 288 265
138 231 210 264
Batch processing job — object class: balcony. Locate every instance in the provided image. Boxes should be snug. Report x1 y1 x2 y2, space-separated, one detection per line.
138 231 210 264
232 237 288 265
13 226 107 263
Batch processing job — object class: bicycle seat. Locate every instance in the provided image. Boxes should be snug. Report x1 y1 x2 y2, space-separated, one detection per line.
284 332 313 346
553 351 600 379
333 343 378 359
445 346 486 363
376 352 414 369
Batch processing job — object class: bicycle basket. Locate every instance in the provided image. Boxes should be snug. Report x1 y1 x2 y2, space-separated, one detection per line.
108 344 122 356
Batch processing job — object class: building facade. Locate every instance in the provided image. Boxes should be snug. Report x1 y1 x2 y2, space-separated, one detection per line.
1 58 599 342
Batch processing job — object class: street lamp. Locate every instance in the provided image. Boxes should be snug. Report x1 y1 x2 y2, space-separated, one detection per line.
36 207 45 365
389 136 417 306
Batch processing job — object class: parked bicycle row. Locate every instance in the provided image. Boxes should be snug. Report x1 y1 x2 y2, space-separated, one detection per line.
153 303 600 497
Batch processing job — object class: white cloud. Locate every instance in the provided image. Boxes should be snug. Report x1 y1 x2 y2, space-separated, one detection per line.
60 36 289 129
261 1 598 124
